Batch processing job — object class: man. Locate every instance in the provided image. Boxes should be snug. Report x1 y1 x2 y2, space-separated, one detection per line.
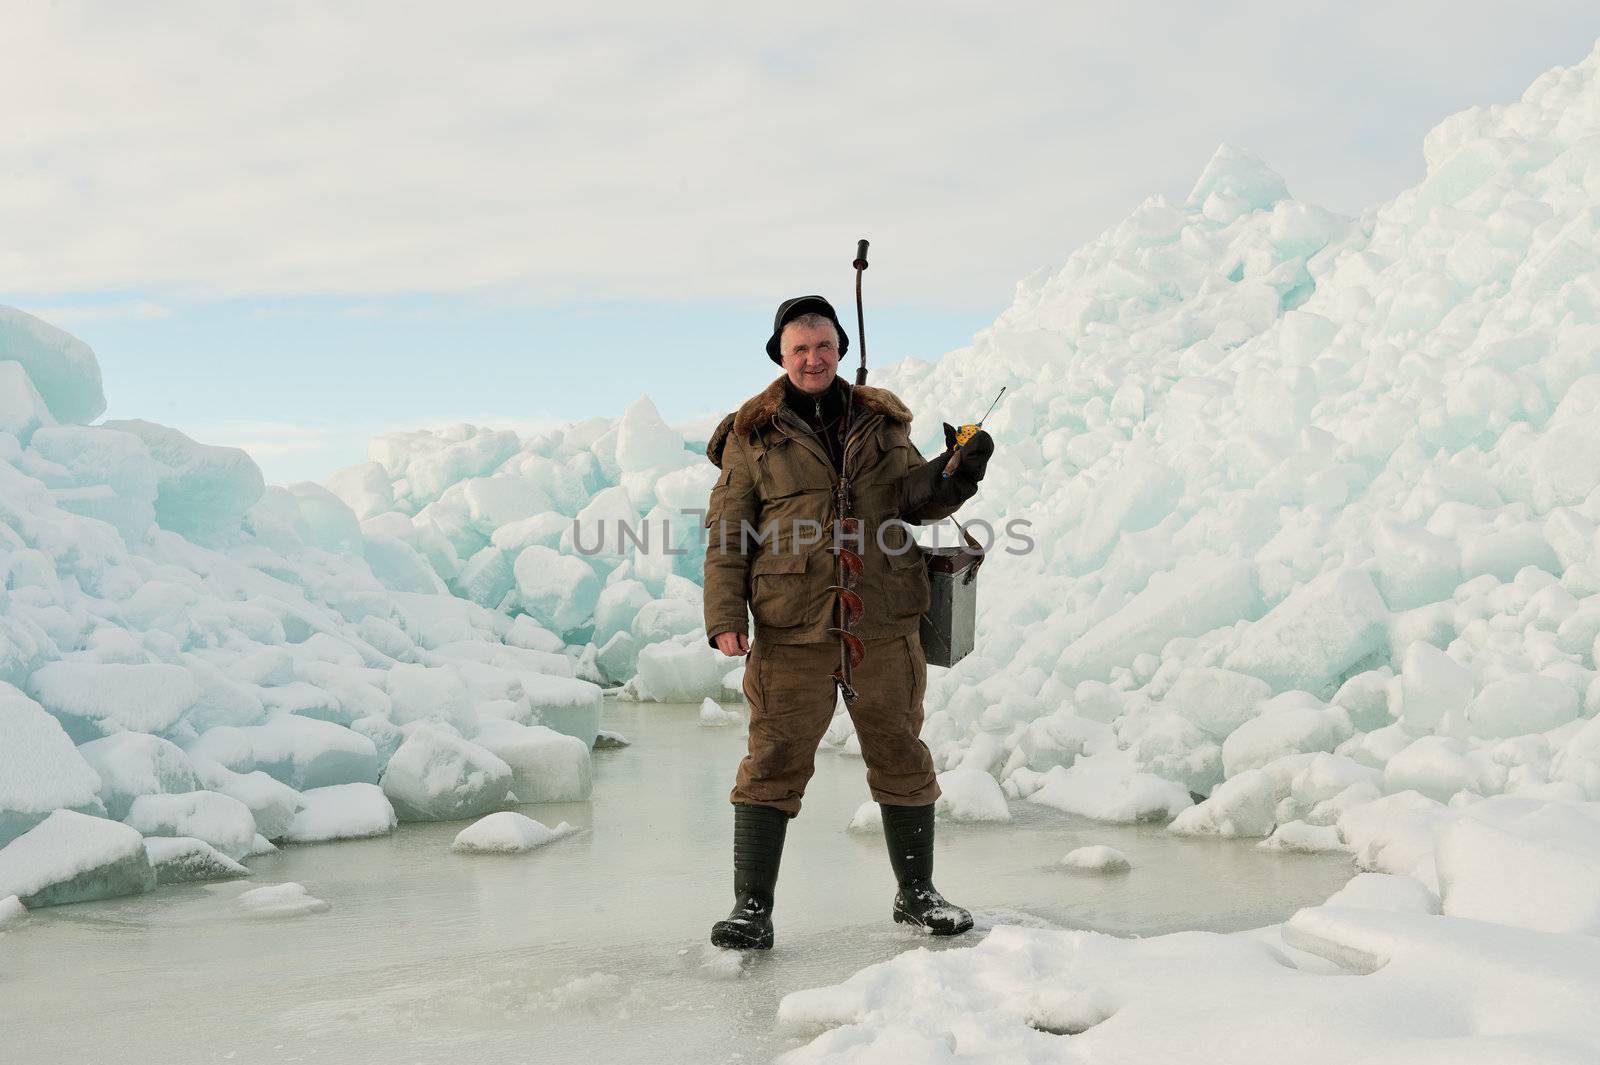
701 294 994 950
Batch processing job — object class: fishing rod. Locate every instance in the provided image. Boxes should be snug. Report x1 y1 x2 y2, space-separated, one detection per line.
941 386 1006 478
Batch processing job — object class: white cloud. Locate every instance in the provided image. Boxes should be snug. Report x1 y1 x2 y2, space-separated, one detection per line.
23 300 171 323
3 2 1595 309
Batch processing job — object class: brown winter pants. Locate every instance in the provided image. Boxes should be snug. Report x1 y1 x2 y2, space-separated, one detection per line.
731 631 941 817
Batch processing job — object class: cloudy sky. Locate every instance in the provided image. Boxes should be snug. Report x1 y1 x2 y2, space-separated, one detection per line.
4 2 1597 482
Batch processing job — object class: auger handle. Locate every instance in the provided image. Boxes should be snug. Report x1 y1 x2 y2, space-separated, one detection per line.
852 239 869 386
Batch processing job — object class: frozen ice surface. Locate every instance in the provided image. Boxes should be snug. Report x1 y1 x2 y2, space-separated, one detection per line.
0 305 105 424
528 970 625 1011
0 810 153 907
450 811 574 853
1057 558 1260 682
7 35 1600 1065
0 683 102 846
283 783 397 843
1222 568 1389 696
513 546 600 634
236 882 330 918
1163 667 1272 740
100 418 264 539
124 791 257 862
143 836 249 885
632 637 727 702
524 674 603 747
0 360 55 442
381 725 513 822
472 720 593 804
2 703 1353 1063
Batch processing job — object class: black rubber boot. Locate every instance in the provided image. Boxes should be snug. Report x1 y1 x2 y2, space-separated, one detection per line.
881 802 973 936
710 803 788 950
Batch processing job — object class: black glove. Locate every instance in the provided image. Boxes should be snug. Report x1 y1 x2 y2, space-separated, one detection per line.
942 423 994 483
898 425 993 520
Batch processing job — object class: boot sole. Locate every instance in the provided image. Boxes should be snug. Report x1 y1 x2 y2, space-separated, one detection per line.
710 923 773 950
893 907 974 937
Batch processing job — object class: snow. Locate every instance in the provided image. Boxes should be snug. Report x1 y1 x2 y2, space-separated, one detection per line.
1059 845 1130 873
1257 820 1343 853
26 661 200 741
1435 803 1600 934
1170 768 1278 838
1024 755 1193 823
1380 736 1487 803
697 697 742 727
191 760 304 840
2 36 1600 1063
524 674 603 748
1459 672 1579 738
933 768 1011 822
0 893 25 930
449 811 575 853
281 783 397 843
846 802 883 833
0 683 102 846
143 836 249 885
124 791 257 862
236 882 330 918
471 720 593 804
1220 696 1351 776
777 898 1600 1064
187 716 380 792
77 732 199 821
0 810 153 907
380 725 513 822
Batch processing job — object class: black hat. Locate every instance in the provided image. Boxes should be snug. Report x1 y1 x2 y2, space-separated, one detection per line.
765 295 850 365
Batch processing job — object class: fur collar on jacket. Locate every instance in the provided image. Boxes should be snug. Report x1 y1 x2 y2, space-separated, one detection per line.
706 373 912 467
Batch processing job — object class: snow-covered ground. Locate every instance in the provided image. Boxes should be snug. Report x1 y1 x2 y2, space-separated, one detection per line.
0 307 604 906
1 702 1349 1064
4 30 1600 1065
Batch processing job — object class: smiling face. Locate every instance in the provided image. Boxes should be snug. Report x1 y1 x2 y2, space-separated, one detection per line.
780 317 841 394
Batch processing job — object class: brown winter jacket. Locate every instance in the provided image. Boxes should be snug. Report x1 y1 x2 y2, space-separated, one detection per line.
702 373 974 648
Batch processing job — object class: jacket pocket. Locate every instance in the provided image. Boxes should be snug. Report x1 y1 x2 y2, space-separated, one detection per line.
883 540 930 619
750 549 814 630
704 466 733 527
757 438 832 499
